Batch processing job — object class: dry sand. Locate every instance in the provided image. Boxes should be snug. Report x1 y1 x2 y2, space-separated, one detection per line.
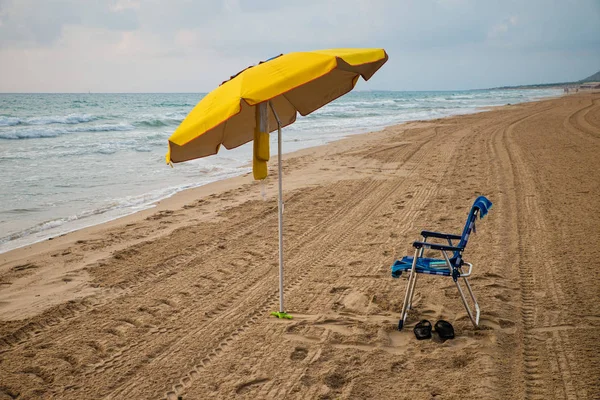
1 92 599 399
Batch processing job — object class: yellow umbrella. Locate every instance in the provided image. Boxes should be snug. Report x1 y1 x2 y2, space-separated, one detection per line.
167 48 388 318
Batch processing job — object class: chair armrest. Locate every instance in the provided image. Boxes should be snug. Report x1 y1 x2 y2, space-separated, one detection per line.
420 230 461 240
412 241 464 252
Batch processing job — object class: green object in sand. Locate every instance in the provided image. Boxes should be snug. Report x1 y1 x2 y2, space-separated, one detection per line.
271 311 293 319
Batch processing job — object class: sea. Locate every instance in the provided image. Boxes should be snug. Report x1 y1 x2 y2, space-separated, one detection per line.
0 88 561 253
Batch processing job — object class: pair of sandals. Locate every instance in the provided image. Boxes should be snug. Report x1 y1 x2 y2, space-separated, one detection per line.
413 319 454 340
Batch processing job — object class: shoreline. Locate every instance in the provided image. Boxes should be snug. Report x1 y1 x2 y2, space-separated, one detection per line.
0 89 563 256
0 117 415 271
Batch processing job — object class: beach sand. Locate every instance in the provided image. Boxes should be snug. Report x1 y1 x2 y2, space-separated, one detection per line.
1 92 599 399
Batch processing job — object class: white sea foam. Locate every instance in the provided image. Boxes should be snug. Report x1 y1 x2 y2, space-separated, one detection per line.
0 164 247 253
0 116 21 126
0 123 135 139
0 113 99 127
26 114 99 125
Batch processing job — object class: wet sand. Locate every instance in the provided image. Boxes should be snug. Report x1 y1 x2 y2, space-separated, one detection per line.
1 92 599 399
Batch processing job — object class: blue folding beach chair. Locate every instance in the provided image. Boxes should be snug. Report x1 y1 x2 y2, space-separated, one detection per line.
391 196 492 330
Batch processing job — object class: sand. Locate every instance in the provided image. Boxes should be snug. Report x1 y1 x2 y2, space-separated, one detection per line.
1 92 599 399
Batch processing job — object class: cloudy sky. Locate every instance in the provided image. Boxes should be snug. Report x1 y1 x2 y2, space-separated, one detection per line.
1 0 599 93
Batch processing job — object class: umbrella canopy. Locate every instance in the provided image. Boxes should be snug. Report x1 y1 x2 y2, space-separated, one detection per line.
167 48 388 318
166 48 388 163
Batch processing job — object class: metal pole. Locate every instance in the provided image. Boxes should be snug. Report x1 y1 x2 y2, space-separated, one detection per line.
268 101 284 313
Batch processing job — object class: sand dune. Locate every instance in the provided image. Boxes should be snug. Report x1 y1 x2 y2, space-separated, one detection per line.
1 92 599 399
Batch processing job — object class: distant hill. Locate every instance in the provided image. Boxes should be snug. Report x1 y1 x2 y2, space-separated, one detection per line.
580 70 600 82
487 69 600 90
489 81 575 90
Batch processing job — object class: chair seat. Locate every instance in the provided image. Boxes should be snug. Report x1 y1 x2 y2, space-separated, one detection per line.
391 256 452 278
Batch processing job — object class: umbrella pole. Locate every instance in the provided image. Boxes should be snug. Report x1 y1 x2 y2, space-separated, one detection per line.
269 101 292 320
277 112 284 313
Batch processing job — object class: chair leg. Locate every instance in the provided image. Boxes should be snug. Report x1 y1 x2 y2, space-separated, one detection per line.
406 270 418 312
398 248 420 330
455 275 480 327
463 276 480 326
439 252 480 328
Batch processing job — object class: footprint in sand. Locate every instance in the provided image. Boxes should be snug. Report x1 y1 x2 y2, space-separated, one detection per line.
290 347 308 361
323 371 346 390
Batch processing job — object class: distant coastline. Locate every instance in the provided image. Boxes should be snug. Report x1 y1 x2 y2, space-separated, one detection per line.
486 68 600 90
487 82 599 90
487 82 576 90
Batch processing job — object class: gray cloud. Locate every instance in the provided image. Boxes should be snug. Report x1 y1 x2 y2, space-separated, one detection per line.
0 0 599 92
0 0 138 47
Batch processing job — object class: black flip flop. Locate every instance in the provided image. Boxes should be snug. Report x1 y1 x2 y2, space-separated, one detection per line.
434 320 455 340
413 320 432 340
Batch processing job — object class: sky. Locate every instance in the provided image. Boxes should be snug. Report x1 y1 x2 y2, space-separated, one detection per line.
0 0 599 93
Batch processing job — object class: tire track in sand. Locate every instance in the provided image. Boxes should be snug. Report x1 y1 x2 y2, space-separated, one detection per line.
99 180 380 399
563 97 600 140
0 180 356 355
0 204 279 354
85 180 378 399
499 104 580 399
226 127 449 399
156 180 397 400
162 125 443 399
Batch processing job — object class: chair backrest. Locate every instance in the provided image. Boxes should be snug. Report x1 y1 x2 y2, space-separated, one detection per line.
453 196 493 264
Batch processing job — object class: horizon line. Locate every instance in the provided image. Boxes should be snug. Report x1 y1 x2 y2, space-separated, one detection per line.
0 86 568 95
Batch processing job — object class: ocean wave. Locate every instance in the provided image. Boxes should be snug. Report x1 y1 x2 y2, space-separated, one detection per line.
333 99 397 108
133 113 186 128
312 110 382 118
135 119 170 127
143 132 169 140
0 114 100 127
152 101 199 107
96 148 117 155
0 200 138 246
0 123 135 140
134 118 182 128
0 116 21 126
444 95 476 100
31 114 99 125
0 207 42 214
0 179 231 250
0 216 76 244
